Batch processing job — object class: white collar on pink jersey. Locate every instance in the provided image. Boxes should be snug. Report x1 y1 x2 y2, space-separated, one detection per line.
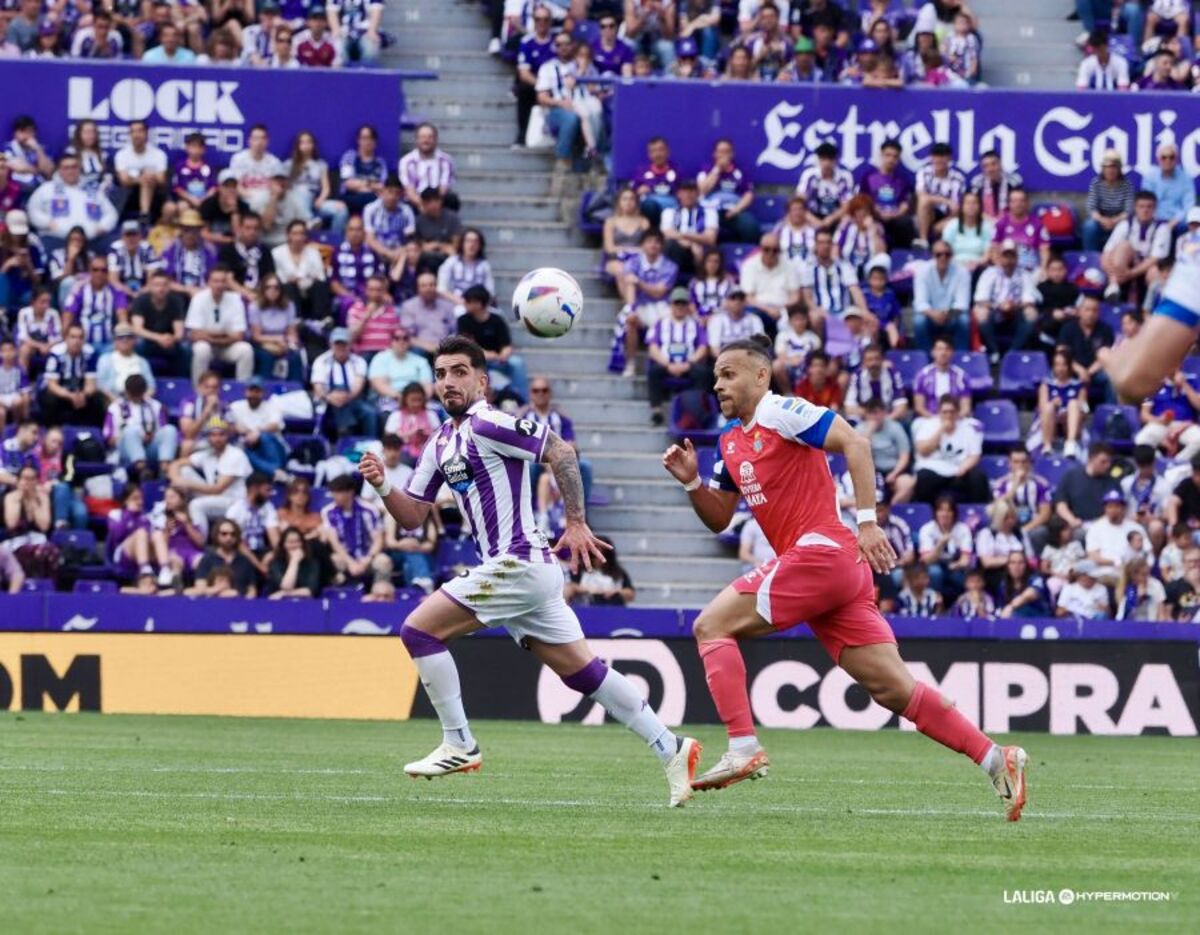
742 392 780 431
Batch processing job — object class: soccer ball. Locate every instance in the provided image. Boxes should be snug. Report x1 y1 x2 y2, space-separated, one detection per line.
512 267 583 338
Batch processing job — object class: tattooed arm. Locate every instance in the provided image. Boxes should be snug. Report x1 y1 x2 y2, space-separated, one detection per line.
542 431 609 572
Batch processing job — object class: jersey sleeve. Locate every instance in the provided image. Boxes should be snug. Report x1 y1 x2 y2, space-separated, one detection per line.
708 451 740 493
471 409 549 462
759 395 835 448
402 432 444 503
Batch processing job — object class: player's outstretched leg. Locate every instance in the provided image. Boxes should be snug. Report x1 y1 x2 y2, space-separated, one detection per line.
399 595 485 779
840 643 1028 821
534 641 702 807
691 586 775 792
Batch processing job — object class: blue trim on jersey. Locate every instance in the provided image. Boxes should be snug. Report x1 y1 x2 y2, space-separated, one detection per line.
799 409 835 448
1154 297 1200 330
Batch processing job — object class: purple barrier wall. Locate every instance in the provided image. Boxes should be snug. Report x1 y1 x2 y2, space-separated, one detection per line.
0 59 407 167
611 80 1200 192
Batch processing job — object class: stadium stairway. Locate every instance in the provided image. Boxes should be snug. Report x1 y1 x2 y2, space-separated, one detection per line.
972 0 1080 88
384 0 741 607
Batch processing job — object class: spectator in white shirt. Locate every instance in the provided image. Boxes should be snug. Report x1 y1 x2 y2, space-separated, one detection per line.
270 220 332 352
167 417 253 530
913 394 991 504
706 288 765 354
229 125 285 215
972 238 1038 363
26 153 118 241
1075 30 1130 90
113 120 168 223
225 471 281 576
918 495 974 599
1084 489 1149 584
1056 560 1111 618
739 232 801 329
185 265 254 384
1100 190 1172 301
227 377 289 479
660 179 718 278
913 240 972 351
311 327 378 440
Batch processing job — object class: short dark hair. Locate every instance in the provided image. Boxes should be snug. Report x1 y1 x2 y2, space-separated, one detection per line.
184 132 205 147
938 393 958 409
328 474 359 493
1134 189 1158 203
247 470 272 488
435 334 487 371
124 374 148 397
1088 441 1113 460
815 141 838 160
864 396 885 412
1132 444 1156 467
208 263 232 280
401 381 426 399
420 186 442 201
382 433 403 449
384 174 402 188
462 285 491 306
719 335 773 364
640 229 663 245
808 350 830 366
930 142 953 157
932 335 954 350
881 138 902 153
677 178 698 192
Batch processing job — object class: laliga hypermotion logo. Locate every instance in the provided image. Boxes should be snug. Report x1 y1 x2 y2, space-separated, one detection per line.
68 76 245 124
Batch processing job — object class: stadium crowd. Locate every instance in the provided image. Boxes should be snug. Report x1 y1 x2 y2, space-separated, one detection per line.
1074 1 1200 91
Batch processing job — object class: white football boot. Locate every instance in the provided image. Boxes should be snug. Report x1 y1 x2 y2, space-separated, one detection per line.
691 748 770 792
989 745 1029 821
404 743 482 779
664 737 703 807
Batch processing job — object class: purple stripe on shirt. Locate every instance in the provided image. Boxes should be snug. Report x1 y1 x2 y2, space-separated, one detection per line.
503 455 530 561
472 417 545 458
465 439 501 557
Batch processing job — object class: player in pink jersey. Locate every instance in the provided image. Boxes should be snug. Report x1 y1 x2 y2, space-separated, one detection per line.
663 336 1029 820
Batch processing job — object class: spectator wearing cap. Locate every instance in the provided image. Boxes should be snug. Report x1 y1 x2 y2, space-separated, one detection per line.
339 124 387 215
227 376 289 478
363 175 416 267
1056 559 1109 618
108 220 161 300
328 0 382 66
914 142 966 248
456 285 529 400
801 229 865 329
185 265 253 384
1085 488 1149 585
697 139 760 245
199 172 249 246
646 287 709 426
329 215 381 305
706 287 766 355
1100 190 1171 303
64 252 129 356
630 137 680 227
1082 149 1134 253
413 187 462 274
777 34 822 82
839 37 882 86
296 7 341 66
229 125 284 216
795 142 854 231
1054 441 1119 535
160 210 216 297
103 371 176 474
858 139 915 248
26 153 118 243
397 270 458 358
398 123 458 215
660 179 718 279
169 416 252 529
969 149 1022 222
321 473 384 585
368 328 433 412
346 274 400 358
141 21 196 64
913 393 990 505
669 35 710 78
96 323 154 399
972 238 1038 362
129 269 187 377
311 327 377 440
70 9 124 58
1141 142 1195 231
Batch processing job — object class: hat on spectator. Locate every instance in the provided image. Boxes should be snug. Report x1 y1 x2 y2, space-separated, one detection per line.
307 5 326 17
179 208 204 228
728 287 747 300
856 38 879 55
218 168 238 185
1187 207 1200 226
865 253 891 275
1101 149 1122 168
37 18 57 36
330 327 351 344
121 219 141 234
675 37 698 58
1102 489 1125 505
4 209 29 236
260 0 281 11
205 417 230 434
247 375 265 389
998 238 1018 254
843 307 864 319
1075 559 1099 577
113 324 135 339
793 36 814 53
669 287 691 304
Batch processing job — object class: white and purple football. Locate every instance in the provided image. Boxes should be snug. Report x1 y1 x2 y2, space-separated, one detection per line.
512 267 583 339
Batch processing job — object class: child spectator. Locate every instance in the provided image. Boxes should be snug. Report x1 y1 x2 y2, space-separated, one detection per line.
1157 523 1193 584
942 11 980 84
1040 516 1086 603
862 257 902 349
771 303 821 392
689 248 735 321
173 133 216 211
1056 560 1110 618
1033 348 1086 459
563 537 636 607
897 563 943 617
953 568 995 619
0 335 30 429
793 350 842 409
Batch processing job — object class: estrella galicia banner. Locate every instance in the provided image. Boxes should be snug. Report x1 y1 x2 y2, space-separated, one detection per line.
611 80 1200 193
418 638 1200 737
0 59 404 166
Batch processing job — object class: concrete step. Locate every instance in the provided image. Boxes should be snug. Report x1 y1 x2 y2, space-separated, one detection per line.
978 17 1082 45
440 121 522 148
590 505 707 534
408 98 517 123
519 346 621 375
559 399 650 424
490 244 602 269
417 79 515 103
985 63 1077 89
598 478 690 507
604 530 731 559
456 172 555 197
513 322 613 350
387 2 491 27
587 451 676 481
458 196 562 223
623 555 742 583
533 373 645 399
399 25 513 46
575 425 671 455
393 52 516 79
634 582 721 609
472 219 579 248
452 145 557 174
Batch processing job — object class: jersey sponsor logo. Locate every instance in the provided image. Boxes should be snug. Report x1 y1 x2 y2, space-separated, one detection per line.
515 418 537 437
738 459 768 506
443 454 475 493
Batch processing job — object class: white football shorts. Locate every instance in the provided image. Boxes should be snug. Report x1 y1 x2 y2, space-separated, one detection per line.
441 554 583 647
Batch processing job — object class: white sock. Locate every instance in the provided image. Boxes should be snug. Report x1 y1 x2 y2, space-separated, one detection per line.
412 652 477 751
980 744 1002 776
590 669 678 764
729 735 761 756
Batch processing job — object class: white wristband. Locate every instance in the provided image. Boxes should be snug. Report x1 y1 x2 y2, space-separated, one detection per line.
681 475 702 492
373 479 393 498
856 508 878 526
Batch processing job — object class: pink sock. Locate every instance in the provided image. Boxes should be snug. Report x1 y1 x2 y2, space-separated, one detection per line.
902 682 994 764
699 638 755 739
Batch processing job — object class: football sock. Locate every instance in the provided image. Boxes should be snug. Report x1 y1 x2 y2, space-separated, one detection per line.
902 682 993 765
400 625 476 751
699 638 756 741
980 744 1003 777
564 659 678 765
729 735 762 756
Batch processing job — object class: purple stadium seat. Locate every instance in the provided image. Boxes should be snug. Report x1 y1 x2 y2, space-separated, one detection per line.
827 452 847 478
953 351 993 393
141 479 168 508
436 539 479 581
999 350 1049 398
1091 404 1139 452
1033 454 1073 489
892 502 932 532
156 378 193 417
52 528 97 556
322 586 363 601
720 243 754 274
219 380 247 402
749 195 787 226
264 380 303 397
336 436 377 456
976 400 1021 447
73 579 117 594
1180 357 1200 384
21 577 55 592
886 349 928 388
958 503 989 533
1099 302 1125 333
695 446 720 479
1064 250 1106 295
980 454 1009 483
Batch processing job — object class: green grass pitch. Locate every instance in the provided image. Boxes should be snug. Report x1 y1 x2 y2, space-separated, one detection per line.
2 714 1197 934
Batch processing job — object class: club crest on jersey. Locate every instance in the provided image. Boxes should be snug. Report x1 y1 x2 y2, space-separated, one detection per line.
443 454 475 493
752 432 764 453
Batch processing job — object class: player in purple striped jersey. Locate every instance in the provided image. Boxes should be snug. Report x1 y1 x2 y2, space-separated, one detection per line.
359 336 702 806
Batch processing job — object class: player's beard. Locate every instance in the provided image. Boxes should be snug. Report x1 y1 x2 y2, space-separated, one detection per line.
441 388 474 418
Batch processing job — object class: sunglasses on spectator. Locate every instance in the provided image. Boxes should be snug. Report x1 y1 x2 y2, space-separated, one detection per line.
933 250 951 258
1160 153 1177 160
531 387 550 394
600 21 616 28
761 247 780 254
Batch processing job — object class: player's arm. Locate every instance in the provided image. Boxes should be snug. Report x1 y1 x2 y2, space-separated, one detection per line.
358 451 432 530
662 438 739 533
542 431 609 572
821 414 897 574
